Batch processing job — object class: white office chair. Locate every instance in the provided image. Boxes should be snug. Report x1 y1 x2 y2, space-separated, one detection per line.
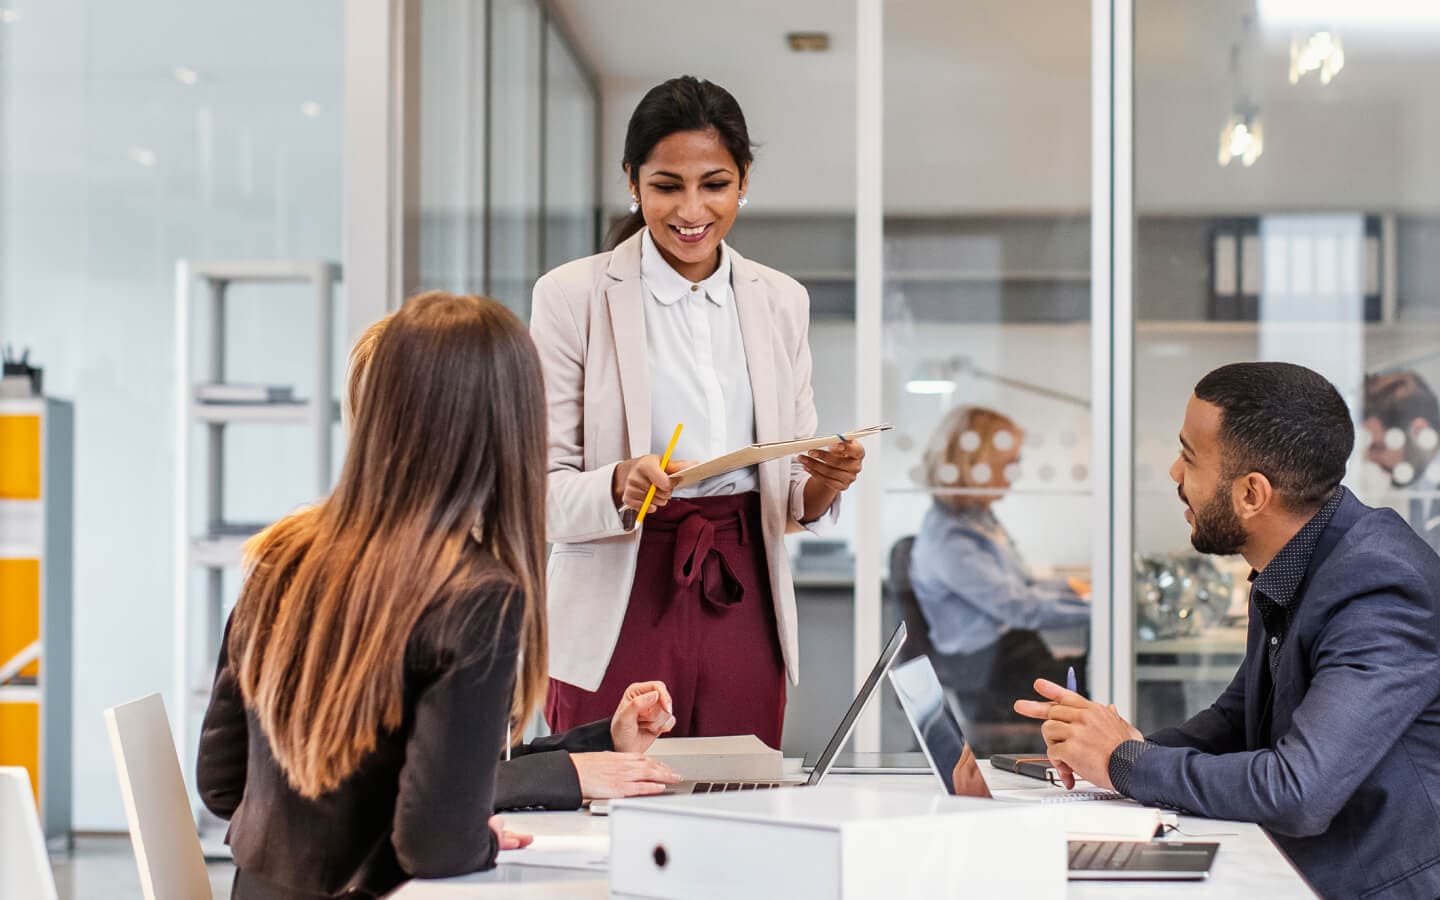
0 766 59 900
104 693 213 900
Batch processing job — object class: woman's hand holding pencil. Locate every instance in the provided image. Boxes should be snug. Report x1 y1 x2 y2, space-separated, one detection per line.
612 424 694 528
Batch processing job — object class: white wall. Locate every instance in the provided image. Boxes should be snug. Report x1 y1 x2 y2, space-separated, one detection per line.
0 0 343 829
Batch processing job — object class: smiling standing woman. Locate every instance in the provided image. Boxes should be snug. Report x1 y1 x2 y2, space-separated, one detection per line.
531 76 865 748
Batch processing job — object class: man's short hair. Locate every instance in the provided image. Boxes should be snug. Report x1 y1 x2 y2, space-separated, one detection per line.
1363 371 1440 432
1194 362 1353 512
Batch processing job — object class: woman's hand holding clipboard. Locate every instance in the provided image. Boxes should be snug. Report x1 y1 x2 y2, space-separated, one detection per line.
667 424 892 490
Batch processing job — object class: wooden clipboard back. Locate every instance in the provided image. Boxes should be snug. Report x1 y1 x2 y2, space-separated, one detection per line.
669 424 892 489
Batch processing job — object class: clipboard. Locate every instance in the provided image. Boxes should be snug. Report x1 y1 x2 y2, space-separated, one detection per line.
669 424 892 489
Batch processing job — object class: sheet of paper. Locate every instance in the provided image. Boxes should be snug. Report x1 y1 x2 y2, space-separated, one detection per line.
991 792 1159 840
497 833 610 871
669 423 892 489
401 878 609 898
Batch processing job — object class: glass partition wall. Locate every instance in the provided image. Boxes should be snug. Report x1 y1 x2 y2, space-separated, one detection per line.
878 0 1095 753
376 0 1440 752
413 0 598 316
1130 0 1440 731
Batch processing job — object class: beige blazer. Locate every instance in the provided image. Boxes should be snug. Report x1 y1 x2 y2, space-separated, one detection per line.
530 230 829 691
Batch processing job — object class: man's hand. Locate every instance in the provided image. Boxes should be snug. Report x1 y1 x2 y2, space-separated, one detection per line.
611 681 676 754
488 814 534 851
571 752 682 800
1014 678 1143 791
950 742 993 798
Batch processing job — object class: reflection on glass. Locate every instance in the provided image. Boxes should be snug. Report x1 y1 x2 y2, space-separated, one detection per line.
1362 371 1440 551
903 406 1089 754
881 0 1092 756
1134 3 1440 731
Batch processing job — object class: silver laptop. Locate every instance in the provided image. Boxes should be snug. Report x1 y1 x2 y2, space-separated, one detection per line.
888 655 1218 881
590 623 907 814
672 620 909 795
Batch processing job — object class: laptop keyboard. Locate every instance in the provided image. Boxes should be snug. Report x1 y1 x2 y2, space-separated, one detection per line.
691 782 787 793
1069 841 1140 870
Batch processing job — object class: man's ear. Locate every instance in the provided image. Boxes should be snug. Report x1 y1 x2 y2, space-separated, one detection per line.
1233 471 1274 521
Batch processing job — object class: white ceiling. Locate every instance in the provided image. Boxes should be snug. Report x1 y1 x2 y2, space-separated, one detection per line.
553 0 1440 213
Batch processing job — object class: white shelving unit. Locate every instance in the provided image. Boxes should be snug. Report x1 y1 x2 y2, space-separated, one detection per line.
173 259 340 854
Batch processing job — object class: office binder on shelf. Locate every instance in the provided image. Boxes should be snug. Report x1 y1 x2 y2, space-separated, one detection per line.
668 424 892 489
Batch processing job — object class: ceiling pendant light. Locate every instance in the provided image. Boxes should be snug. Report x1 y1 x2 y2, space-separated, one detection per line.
1218 106 1264 167
1289 31 1345 85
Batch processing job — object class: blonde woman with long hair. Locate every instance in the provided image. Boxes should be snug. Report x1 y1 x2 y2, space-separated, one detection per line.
908 406 1090 737
197 293 548 899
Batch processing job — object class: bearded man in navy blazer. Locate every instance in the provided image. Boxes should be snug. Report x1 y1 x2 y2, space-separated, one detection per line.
1016 362 1440 900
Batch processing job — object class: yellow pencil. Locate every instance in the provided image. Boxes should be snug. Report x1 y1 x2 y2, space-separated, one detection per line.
637 423 684 525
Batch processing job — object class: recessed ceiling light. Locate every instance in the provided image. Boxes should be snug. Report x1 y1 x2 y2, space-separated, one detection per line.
786 31 830 52
128 147 157 167
174 66 199 86
0 9 22 24
300 101 322 118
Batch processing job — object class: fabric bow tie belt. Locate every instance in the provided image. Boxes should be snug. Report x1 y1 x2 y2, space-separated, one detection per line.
648 507 752 619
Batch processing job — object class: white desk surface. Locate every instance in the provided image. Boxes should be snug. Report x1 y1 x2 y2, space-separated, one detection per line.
392 764 1315 899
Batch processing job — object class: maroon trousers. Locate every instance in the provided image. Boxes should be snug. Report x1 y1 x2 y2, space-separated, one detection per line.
546 493 787 748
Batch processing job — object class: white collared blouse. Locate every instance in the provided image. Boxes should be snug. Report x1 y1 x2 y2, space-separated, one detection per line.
639 228 758 497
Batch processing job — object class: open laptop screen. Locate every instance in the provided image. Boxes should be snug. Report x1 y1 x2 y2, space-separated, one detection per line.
804 621 908 786
888 655 970 795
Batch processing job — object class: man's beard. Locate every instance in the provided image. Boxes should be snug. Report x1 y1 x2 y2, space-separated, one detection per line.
1181 483 1248 556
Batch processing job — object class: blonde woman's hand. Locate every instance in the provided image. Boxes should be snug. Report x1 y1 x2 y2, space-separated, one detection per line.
488 815 534 851
611 681 677 753
571 752 682 800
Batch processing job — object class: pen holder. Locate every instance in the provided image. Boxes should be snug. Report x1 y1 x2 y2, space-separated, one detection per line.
1 362 41 397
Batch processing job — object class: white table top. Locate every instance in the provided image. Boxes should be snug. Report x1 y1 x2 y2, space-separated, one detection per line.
393 766 1315 899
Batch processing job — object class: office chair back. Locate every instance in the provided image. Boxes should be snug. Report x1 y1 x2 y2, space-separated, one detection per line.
886 537 1041 755
887 536 936 661
0 766 58 900
104 693 213 900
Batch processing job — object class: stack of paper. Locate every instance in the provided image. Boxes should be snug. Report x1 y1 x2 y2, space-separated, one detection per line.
645 735 782 782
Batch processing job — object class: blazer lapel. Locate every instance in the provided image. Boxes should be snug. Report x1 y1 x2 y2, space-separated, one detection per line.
605 234 651 458
730 249 779 445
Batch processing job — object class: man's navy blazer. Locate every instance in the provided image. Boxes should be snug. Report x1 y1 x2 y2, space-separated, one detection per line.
1125 488 1440 899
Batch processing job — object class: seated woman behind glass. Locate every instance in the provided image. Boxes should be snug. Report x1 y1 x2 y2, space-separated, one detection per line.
909 406 1089 729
